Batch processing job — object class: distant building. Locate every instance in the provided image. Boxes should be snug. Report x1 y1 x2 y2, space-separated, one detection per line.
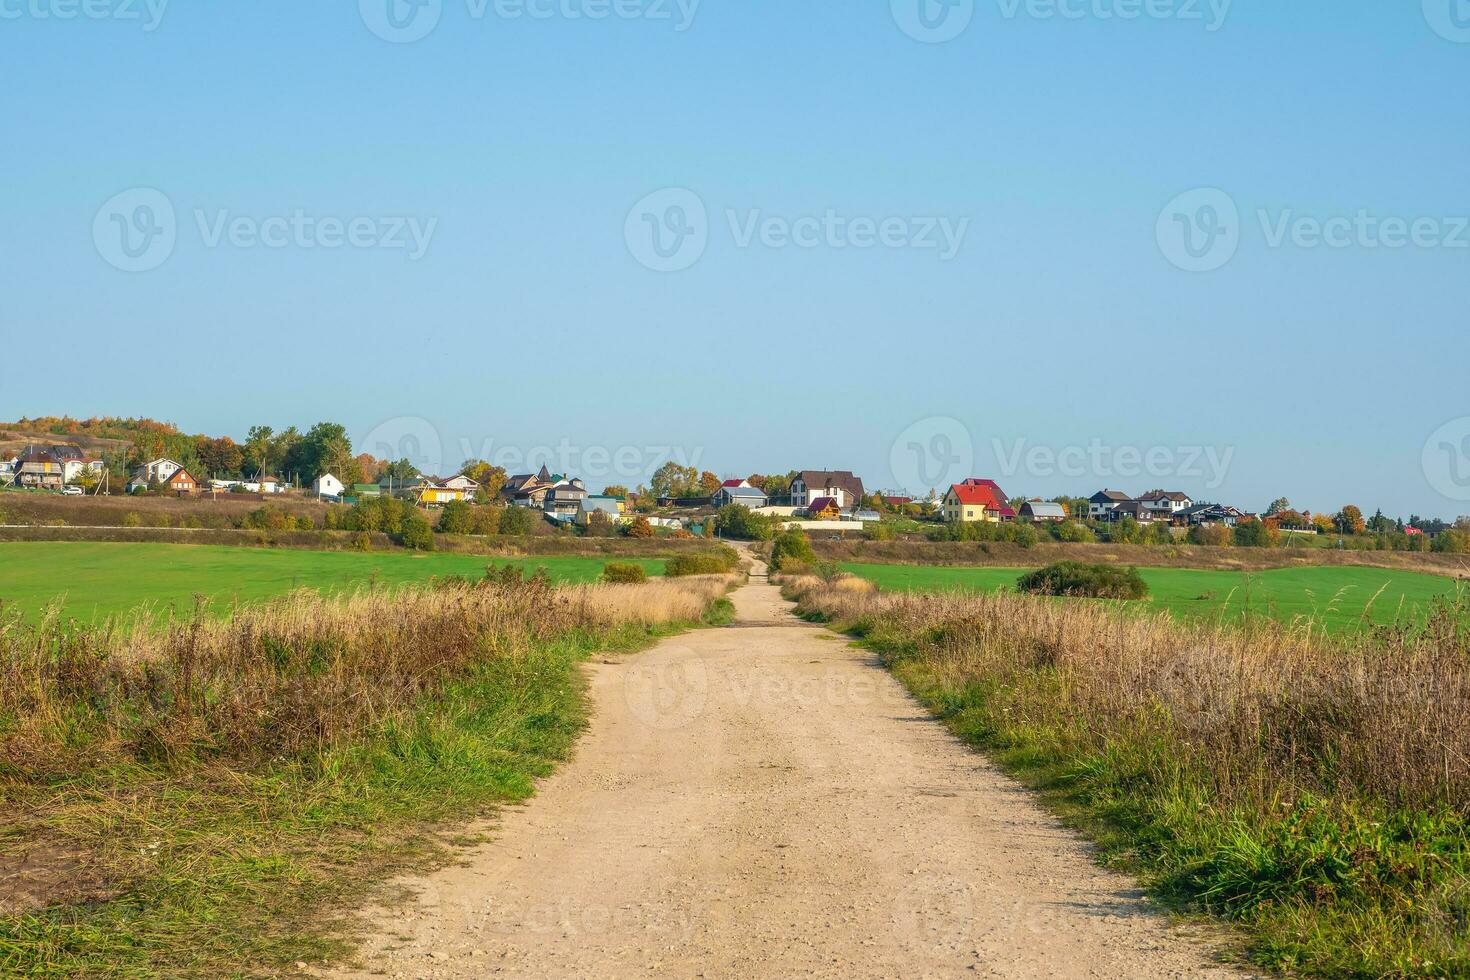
16 450 64 491
544 479 588 515
1137 490 1193 518
806 497 842 520
790 471 866 511
1087 489 1133 520
577 496 624 527
313 473 345 499
942 479 1015 523
1019 499 1067 522
713 484 769 509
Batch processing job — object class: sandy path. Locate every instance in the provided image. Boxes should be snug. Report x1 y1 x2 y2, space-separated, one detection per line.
334 563 1243 979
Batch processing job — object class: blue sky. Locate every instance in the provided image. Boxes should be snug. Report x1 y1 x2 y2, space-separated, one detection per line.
2 1 1467 516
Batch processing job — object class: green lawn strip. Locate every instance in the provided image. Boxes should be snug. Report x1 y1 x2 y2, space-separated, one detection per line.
0 614 713 978
820 618 1470 978
840 562 1465 631
0 542 663 622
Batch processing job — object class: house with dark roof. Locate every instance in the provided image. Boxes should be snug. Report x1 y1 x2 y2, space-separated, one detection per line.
942 479 1015 523
790 470 866 511
1176 503 1247 528
543 479 588 515
1087 489 1134 521
503 464 559 508
806 496 842 520
16 450 64 491
1137 490 1193 518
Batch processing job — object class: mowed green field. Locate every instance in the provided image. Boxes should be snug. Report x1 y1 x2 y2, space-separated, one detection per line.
0 542 664 622
841 561 1467 630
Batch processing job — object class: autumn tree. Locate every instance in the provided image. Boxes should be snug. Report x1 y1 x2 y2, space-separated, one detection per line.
626 515 655 538
1265 497 1291 516
1334 505 1366 535
459 460 508 500
603 484 630 499
699 471 722 496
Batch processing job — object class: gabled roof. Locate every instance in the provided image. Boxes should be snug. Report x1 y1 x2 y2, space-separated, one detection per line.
948 479 1015 518
1020 500 1067 519
720 485 766 499
720 478 748 488
1091 489 1132 503
807 496 840 511
580 496 622 514
797 470 865 501
1138 490 1191 503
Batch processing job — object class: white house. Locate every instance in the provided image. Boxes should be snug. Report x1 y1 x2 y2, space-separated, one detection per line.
790 470 865 510
313 473 345 499
1137 490 1193 517
129 458 185 492
1087 489 1133 520
61 457 105 483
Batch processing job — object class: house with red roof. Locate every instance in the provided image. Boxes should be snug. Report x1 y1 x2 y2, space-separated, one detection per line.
941 479 1015 524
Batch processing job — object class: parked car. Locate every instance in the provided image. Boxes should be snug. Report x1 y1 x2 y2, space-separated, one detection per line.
61 485 84 496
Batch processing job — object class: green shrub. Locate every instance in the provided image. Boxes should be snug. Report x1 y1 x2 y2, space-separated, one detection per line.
497 506 537 536
1432 529 1470 554
1054 521 1095 543
602 562 648 584
770 527 816 571
665 550 737 577
713 504 776 541
397 511 435 551
437 499 474 535
1016 561 1148 599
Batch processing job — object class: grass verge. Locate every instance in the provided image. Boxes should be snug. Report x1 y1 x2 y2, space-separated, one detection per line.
784 573 1470 978
0 573 735 977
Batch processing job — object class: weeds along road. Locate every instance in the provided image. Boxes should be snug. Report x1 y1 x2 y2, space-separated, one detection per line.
334 559 1244 979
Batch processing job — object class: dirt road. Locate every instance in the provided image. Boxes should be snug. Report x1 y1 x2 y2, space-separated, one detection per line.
336 564 1241 978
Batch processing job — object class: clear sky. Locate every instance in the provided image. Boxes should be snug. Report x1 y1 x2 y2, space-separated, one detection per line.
2 1 1467 517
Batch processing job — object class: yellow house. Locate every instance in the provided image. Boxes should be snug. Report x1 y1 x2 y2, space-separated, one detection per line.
941 480 1014 523
417 485 468 506
807 496 842 520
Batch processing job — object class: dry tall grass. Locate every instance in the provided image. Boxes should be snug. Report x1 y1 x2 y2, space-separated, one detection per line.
785 574 1470 974
0 573 735 778
787 575 1469 807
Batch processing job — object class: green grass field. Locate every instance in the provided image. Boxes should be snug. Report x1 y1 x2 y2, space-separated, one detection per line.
0 542 664 621
841 561 1466 630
